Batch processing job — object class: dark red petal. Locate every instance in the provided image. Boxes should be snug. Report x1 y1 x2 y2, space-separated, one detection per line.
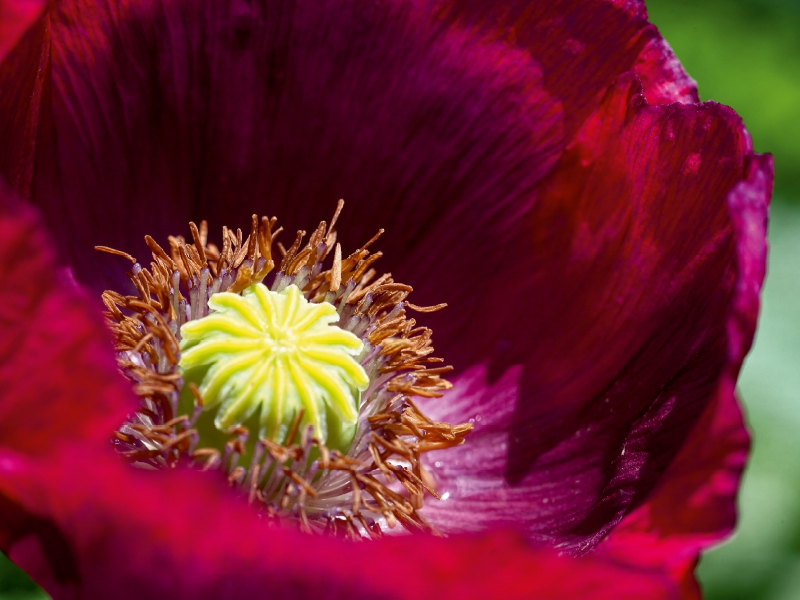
419 74 770 553
0 0 565 293
0 451 680 599
0 186 135 457
597 388 747 599
433 0 697 137
0 1 697 295
597 154 771 597
0 0 45 61
0 4 49 199
0 183 135 587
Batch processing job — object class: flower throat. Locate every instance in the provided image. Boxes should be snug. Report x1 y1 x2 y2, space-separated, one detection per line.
98 201 472 537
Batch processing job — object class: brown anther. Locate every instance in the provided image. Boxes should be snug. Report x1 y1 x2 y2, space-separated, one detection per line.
164 415 189 428
350 472 362 514
348 272 391 304
192 447 221 470
248 464 261 504
122 448 161 460
284 409 305 446
114 431 135 443
283 469 318 498
144 235 175 269
350 252 384 283
329 199 345 232
226 437 246 456
219 226 232 269
188 222 206 262
280 230 305 270
307 220 328 254
359 228 384 252
317 443 331 469
132 332 155 355
247 214 260 261
257 216 272 262
178 245 196 282
330 243 342 292
285 246 314 275
187 382 204 407
95 246 137 263
228 466 246 485
406 302 448 313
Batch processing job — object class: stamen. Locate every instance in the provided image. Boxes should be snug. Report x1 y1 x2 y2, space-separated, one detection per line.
100 203 472 536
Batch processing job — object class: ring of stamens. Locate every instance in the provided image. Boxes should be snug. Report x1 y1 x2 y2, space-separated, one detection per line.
99 201 472 537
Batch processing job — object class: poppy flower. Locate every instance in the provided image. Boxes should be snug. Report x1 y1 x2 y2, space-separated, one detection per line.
0 0 772 598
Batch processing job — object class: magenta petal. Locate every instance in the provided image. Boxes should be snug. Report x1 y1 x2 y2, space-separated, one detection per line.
0 1 700 295
0 0 565 293
433 0 697 134
598 153 771 596
0 186 135 457
0 184 136 588
419 74 771 552
0 452 681 599
0 0 45 61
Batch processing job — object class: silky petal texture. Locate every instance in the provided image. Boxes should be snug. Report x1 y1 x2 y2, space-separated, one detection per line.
0 0 45 62
597 153 771 598
0 188 134 457
0 0 701 293
418 73 770 552
0 0 771 587
432 0 698 131
4 0 565 295
0 454 680 599
0 4 48 200
0 186 135 571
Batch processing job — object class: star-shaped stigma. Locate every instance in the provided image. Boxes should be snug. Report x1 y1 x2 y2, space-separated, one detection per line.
179 283 369 446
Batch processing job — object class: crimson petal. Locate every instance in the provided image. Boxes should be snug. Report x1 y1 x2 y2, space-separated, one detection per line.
0 451 681 599
0 1 707 294
598 153 771 597
0 184 134 591
0 188 134 457
1 0 565 294
419 74 770 554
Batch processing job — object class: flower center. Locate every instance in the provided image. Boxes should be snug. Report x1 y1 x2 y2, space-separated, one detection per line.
179 283 368 451
98 202 472 537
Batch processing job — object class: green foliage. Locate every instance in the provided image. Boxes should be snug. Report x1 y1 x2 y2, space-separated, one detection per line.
0 552 47 599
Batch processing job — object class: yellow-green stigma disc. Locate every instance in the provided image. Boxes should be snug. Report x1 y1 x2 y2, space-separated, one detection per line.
179 283 369 449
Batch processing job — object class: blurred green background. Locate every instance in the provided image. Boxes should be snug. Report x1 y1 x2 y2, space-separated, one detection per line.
1 0 799 597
